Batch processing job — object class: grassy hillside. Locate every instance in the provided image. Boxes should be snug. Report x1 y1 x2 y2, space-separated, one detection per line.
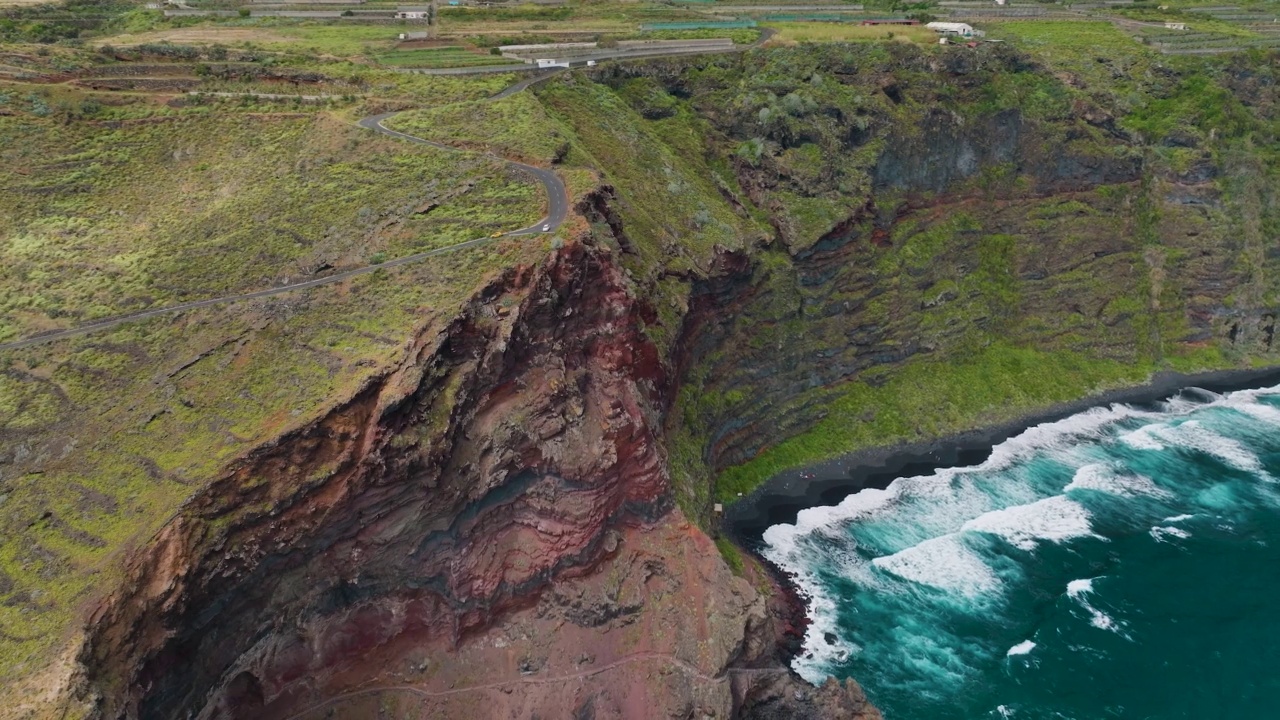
0 74 548 697
0 99 537 344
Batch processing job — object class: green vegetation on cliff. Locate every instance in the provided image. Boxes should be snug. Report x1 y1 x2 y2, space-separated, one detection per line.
716 345 1155 500
604 40 1280 511
0 70 548 689
0 105 537 344
2 5 1278 705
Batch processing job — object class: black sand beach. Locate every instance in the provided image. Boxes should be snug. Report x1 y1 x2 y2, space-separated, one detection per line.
725 366 1280 544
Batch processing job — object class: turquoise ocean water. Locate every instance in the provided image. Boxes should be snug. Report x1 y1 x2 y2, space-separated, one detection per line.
762 384 1280 719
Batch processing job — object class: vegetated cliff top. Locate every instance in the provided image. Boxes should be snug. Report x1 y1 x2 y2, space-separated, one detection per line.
0 61 555 696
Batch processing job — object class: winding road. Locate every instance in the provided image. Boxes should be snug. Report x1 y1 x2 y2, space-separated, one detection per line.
357 106 568 237
1 33 771 352
0 72 569 353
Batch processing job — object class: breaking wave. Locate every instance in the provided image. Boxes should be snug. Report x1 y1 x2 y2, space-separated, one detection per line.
762 383 1280 718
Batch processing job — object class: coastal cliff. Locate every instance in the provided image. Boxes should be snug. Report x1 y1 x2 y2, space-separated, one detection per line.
12 41 1276 718
72 241 877 719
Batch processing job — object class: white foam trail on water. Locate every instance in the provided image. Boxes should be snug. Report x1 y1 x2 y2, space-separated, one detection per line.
1066 578 1093 597
1161 389 1223 414
872 534 1000 596
762 382 1280 682
1006 640 1036 656
762 517 868 684
961 496 1099 551
984 403 1165 469
1063 463 1171 499
765 487 897 548
1163 514 1194 523
1228 399 1280 426
1149 421 1271 478
1119 424 1165 451
1150 525 1191 543
1066 578 1125 634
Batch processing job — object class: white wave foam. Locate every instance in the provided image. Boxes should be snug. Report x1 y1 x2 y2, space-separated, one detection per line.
1149 421 1270 478
1088 609 1121 632
1119 424 1165 451
761 530 863 684
1229 400 1280 427
761 382 1280 683
1066 577 1125 635
1063 463 1170 499
1006 640 1036 657
763 486 898 551
1150 525 1191 543
1162 389 1223 414
961 496 1099 551
984 404 1164 469
872 534 1000 596
1163 514 1194 523
1066 578 1093 598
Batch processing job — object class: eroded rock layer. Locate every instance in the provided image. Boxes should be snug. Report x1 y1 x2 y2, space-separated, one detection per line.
78 245 654 716
69 44 1277 720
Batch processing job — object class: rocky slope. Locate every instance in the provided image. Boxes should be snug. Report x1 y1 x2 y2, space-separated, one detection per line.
70 242 875 719
41 42 1280 719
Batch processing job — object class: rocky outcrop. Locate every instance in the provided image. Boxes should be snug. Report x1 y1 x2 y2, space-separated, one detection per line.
75 238 863 720
78 242 677 718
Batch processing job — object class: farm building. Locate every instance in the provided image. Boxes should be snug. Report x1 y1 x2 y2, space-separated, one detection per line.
927 21 983 37
395 10 429 19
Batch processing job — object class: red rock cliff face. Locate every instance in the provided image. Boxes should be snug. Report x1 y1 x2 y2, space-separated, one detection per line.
78 241 685 718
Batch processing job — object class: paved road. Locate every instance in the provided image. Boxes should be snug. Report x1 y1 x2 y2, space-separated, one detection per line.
188 91 342 101
356 110 567 236
0 74 571 353
0 43 750 352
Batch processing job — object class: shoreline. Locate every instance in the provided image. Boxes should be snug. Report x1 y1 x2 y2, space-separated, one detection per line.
723 364 1280 545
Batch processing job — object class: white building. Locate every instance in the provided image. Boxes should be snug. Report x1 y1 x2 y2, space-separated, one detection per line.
1164 22 1187 30
926 21 983 38
395 10 428 18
